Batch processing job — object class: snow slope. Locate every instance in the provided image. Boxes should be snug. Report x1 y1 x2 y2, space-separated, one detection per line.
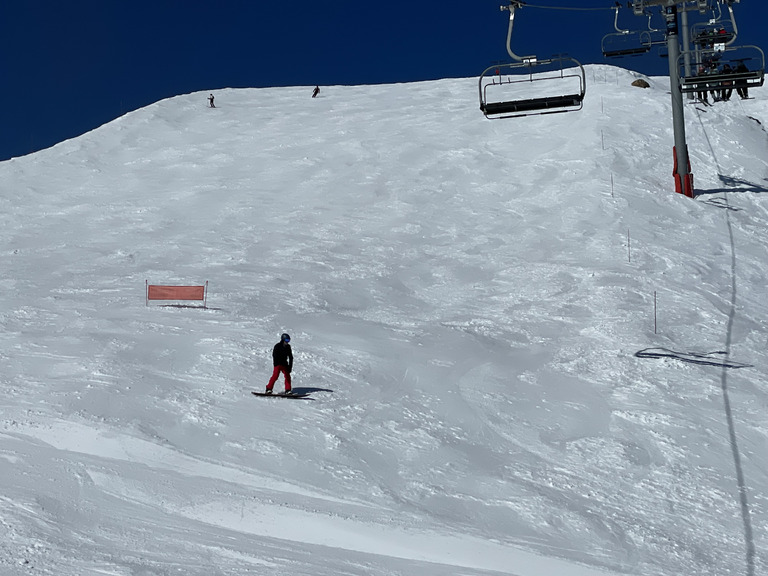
1 65 767 576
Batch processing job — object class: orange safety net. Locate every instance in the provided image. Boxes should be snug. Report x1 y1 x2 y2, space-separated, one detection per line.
147 285 206 301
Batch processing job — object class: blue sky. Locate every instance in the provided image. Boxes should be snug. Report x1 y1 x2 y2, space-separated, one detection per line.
1 0 766 161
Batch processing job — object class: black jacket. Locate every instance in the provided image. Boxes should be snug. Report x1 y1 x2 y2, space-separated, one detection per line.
272 342 293 369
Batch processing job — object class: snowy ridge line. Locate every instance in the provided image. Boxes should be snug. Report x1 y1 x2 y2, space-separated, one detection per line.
177 500 618 576
634 347 753 369
6 418 369 508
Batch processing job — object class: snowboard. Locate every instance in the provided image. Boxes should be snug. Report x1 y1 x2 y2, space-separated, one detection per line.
252 391 310 399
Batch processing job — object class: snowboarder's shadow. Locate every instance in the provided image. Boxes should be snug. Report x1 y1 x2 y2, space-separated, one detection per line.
292 387 334 395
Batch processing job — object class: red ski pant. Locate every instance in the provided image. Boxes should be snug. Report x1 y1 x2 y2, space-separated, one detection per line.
267 365 291 391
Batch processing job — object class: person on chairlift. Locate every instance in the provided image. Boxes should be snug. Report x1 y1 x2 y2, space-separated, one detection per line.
719 64 733 102
735 62 750 99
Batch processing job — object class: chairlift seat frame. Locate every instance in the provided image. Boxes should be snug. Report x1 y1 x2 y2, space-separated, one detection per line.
479 57 586 119
603 44 652 59
693 30 736 47
602 6 663 60
482 94 584 117
679 44 765 93
680 70 764 93
600 30 653 58
690 0 737 45
477 1 586 120
602 30 660 59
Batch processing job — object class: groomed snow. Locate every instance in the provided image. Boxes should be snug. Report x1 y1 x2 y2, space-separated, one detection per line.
1 65 767 575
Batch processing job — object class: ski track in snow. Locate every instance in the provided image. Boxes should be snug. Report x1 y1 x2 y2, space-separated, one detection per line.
0 66 767 575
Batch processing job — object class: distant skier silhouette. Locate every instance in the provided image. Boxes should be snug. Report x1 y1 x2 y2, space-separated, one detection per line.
312 86 320 98
208 94 215 108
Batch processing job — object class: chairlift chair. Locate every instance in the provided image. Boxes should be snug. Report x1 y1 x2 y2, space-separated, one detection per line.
479 57 586 118
691 0 737 48
691 22 736 49
602 31 653 58
681 3 764 95
478 2 586 119
601 7 663 59
679 45 765 94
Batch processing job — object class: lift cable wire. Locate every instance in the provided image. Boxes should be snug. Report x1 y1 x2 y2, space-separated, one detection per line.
517 1 615 11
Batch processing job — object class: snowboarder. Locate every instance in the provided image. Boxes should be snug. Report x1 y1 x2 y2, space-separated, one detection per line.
312 86 320 98
208 94 215 108
265 333 293 394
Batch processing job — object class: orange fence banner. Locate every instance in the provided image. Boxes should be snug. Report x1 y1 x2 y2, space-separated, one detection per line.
146 281 209 308
147 285 205 301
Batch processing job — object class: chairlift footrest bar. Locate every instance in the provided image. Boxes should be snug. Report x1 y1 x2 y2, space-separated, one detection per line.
680 72 764 93
603 47 651 58
482 94 584 116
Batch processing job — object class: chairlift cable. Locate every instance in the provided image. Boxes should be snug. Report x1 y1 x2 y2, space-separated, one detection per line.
518 2 614 11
